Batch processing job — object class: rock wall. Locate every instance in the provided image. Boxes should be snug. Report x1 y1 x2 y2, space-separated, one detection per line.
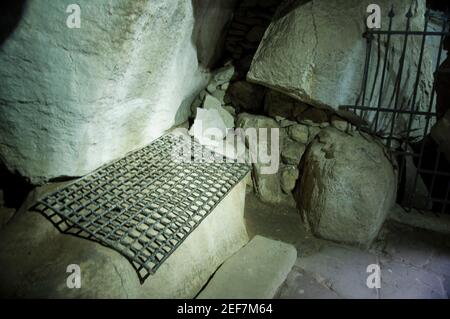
0 0 235 184
248 0 434 138
223 0 279 79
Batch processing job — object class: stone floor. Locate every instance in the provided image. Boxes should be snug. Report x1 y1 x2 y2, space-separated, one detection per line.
244 192 450 299
1 185 449 299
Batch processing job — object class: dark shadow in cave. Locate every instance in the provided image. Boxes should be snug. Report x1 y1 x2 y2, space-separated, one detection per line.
0 1 27 47
191 0 239 69
273 0 311 22
0 163 33 210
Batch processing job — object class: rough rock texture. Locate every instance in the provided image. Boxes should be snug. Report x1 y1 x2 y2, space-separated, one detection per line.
248 0 434 138
281 139 305 166
0 0 234 184
236 113 283 203
0 178 249 298
288 124 309 144
198 235 297 299
296 127 397 247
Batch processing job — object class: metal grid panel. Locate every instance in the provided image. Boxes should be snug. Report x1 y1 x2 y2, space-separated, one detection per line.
343 8 450 215
34 134 250 283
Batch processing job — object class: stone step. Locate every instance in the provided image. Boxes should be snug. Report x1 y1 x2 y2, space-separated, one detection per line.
197 235 297 299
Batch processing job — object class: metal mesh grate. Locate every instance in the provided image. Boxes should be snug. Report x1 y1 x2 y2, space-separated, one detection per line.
343 9 450 215
34 134 250 283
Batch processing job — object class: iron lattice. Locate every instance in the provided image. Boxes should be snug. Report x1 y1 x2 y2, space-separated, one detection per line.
34 134 250 283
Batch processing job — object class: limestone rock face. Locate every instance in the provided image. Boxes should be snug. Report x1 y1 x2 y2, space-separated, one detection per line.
236 113 283 203
0 0 234 184
248 0 433 138
296 127 397 246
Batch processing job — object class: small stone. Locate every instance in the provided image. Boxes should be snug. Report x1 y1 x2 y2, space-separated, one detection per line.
204 94 221 109
221 82 230 91
212 89 226 105
279 118 297 128
192 96 202 109
199 90 207 101
212 65 235 86
281 139 305 165
252 163 283 204
288 124 309 144
207 82 217 94
331 115 349 132
224 105 236 117
229 81 266 113
308 126 321 143
299 119 321 127
280 165 300 193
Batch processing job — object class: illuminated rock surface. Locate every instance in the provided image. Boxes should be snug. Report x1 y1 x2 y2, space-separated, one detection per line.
0 0 235 184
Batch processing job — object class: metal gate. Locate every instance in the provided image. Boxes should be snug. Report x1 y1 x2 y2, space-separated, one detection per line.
343 7 450 215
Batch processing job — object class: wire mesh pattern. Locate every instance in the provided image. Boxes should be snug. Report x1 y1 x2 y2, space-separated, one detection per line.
343 7 450 215
34 134 250 283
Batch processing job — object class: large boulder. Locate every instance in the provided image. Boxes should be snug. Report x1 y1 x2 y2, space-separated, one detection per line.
0 0 235 184
296 127 397 247
248 0 434 138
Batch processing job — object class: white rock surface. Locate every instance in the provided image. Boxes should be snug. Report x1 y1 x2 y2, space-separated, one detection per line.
0 0 234 184
203 94 235 128
0 178 249 298
198 235 297 299
248 0 434 138
297 127 397 247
